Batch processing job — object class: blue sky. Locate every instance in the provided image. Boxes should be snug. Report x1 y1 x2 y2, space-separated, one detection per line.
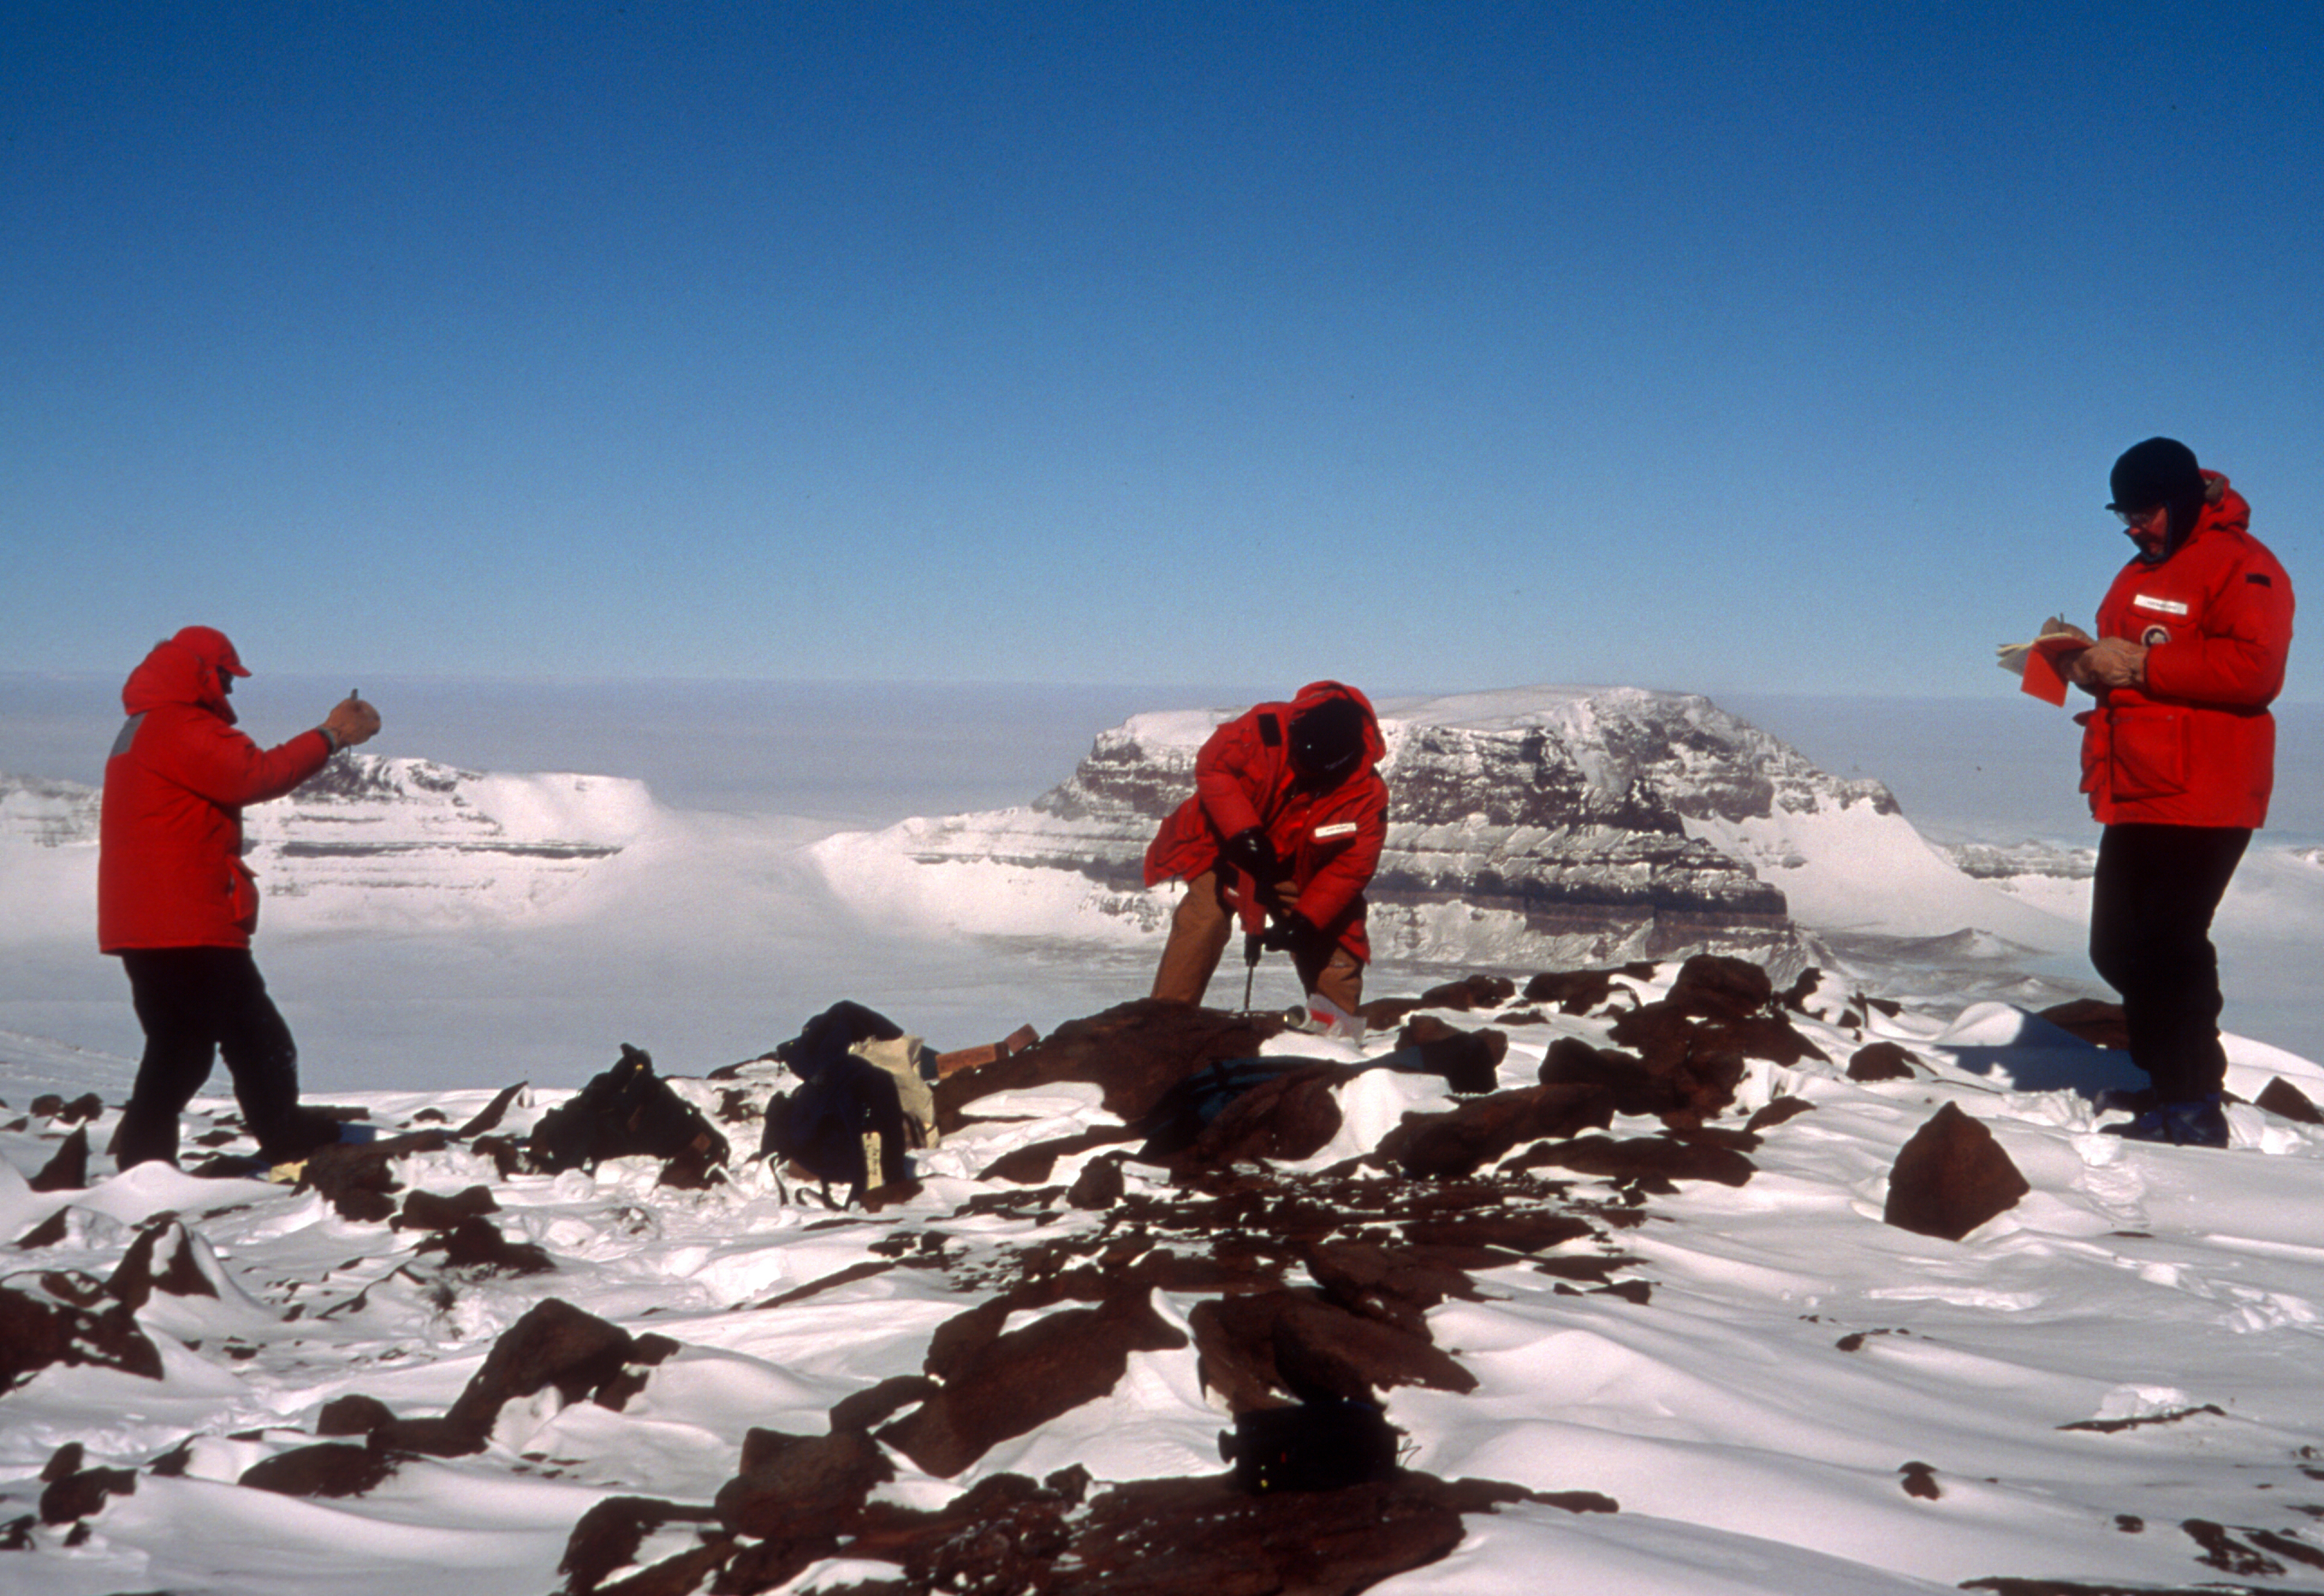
7 2 2321 700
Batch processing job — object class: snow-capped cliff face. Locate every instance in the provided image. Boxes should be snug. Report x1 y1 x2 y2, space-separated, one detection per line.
812 686 2069 972
0 756 652 930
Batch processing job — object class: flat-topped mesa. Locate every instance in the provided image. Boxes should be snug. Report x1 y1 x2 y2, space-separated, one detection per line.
836 686 1906 972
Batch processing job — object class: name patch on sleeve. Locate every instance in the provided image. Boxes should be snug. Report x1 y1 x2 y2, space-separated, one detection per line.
2132 593 2190 617
1312 822 1359 840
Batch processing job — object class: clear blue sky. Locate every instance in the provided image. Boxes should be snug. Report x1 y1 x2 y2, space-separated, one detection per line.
7 2 2321 699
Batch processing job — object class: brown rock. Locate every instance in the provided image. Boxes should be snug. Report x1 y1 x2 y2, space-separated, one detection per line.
2038 998 2130 1049
829 1375 938 1435
1416 974 1516 1012
316 1393 397 1436
1518 1133 1756 1187
1848 1042 1919 1082
105 1217 222 1310
1899 1460 1941 1500
394 1185 500 1231
1883 1102 2030 1241
455 1081 528 1138
1523 968 1620 1013
1746 1096 1816 1132
879 1289 1187 1478
13 1208 70 1249
1179 1066 1344 1166
38 1462 136 1524
1396 1014 1462 1047
979 1125 1140 1185
1066 1152 1127 1209
1538 1036 1672 1116
2257 1077 2324 1125
1189 1289 1476 1410
1303 1239 1479 1337
422 1215 556 1276
1378 1084 1615 1179
240 1443 396 1499
714 1428 893 1539
0 1283 163 1390
558 1496 723 1595
1359 997 1423 1029
296 1131 451 1223
1666 954 1775 1020
28 1127 88 1192
436 1297 640 1450
935 1000 1282 1130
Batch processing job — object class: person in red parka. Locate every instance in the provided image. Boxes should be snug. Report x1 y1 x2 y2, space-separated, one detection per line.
99 626 382 1168
1143 680 1389 1015
2053 439 2294 1148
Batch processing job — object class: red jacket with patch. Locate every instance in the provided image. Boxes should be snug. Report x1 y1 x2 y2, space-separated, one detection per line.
98 631 334 951
2078 472 2294 828
1143 681 1390 960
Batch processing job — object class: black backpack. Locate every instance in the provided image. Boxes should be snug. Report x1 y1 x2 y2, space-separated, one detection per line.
529 1044 730 1176
760 1052 917 1203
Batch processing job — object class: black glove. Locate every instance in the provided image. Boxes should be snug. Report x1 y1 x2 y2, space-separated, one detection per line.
1261 910 1316 954
1220 827 1277 882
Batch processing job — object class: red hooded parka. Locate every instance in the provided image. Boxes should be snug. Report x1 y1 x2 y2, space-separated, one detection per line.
1142 680 1390 961
98 628 334 952
2078 474 2295 829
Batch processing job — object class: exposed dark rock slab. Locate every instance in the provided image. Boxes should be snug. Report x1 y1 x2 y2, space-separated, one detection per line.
1745 1096 1816 1132
1416 974 1516 1011
879 1289 1187 1478
296 1131 452 1223
980 1126 1141 1185
2037 998 2129 1050
240 1442 397 1499
0 1282 163 1390
394 1185 501 1231
1848 1042 1919 1082
1517 1133 1756 1187
2257 1077 2324 1125
1378 1084 1615 1179
829 1375 938 1435
420 1215 556 1276
456 1081 529 1139
714 1428 893 1540
383 1298 643 1456
1177 1066 1345 1167
316 1393 397 1436
1883 1102 2029 1241
558 1496 724 1595
935 1000 1283 1131
1189 1289 1476 1411
1066 1152 1127 1209
38 1460 136 1524
106 1215 221 1309
28 1127 88 1193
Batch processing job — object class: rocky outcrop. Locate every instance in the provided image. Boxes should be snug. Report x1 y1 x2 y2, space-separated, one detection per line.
814 686 1927 974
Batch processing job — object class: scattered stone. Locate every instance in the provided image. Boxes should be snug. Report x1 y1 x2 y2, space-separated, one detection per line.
37 1459 135 1524
557 1496 724 1595
105 1216 222 1309
1899 1460 1941 1499
316 1393 397 1436
1666 954 1774 1020
2257 1077 2324 1125
1746 1096 1816 1133
1379 1084 1615 1179
240 1443 397 1499
980 1125 1142 1185
0 1282 164 1390
1416 974 1515 1011
1174 1065 1345 1167
394 1184 500 1231
1517 1133 1755 1188
1537 1036 1669 1116
714 1428 893 1541
421 1215 556 1276
1066 1152 1126 1209
830 1375 938 1434
934 999 1282 1131
27 1127 88 1192
296 1131 452 1223
1397 1014 1462 1047
879 1289 1188 1478
2182 1517 2287 1577
1524 968 1621 1012
1883 1102 2030 1242
385 1298 646 1456
1848 1042 1920 1082
456 1081 528 1139
1189 1289 1475 1411
32 1092 105 1124
2038 998 2130 1049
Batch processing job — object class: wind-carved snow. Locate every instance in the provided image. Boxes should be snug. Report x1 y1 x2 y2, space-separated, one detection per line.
812 686 2077 975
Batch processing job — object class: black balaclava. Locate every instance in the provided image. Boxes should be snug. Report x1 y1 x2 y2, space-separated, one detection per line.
2109 436 2207 565
1289 696 1366 781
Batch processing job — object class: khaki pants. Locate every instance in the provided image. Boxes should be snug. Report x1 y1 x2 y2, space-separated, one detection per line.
1150 871 1363 1012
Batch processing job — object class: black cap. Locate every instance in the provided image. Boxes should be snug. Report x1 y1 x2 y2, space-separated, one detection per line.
1289 697 1366 780
2109 436 2203 513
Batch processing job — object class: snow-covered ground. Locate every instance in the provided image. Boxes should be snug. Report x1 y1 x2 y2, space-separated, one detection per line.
8 968 2324 1592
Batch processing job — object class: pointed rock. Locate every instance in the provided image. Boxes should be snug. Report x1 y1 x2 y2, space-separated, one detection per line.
1883 1102 2029 1241
28 1127 88 1193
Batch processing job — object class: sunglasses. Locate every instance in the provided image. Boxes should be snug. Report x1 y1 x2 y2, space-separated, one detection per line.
2112 505 2167 530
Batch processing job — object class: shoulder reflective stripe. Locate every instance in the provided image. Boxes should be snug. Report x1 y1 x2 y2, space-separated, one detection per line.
2132 593 2191 616
109 714 145 759
1313 822 1359 839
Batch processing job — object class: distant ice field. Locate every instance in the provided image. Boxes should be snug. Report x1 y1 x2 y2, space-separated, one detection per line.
6 676 2323 1090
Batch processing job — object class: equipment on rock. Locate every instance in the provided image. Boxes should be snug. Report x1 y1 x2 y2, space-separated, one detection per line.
760 1001 941 1203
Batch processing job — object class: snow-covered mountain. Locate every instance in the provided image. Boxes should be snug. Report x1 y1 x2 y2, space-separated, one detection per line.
812 686 2075 974
1 756 652 929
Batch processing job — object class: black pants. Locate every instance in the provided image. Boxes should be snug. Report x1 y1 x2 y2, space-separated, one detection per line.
2088 823 2251 1101
116 947 322 1167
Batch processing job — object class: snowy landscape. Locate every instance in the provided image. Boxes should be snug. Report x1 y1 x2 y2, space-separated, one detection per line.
9 683 2324 1592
